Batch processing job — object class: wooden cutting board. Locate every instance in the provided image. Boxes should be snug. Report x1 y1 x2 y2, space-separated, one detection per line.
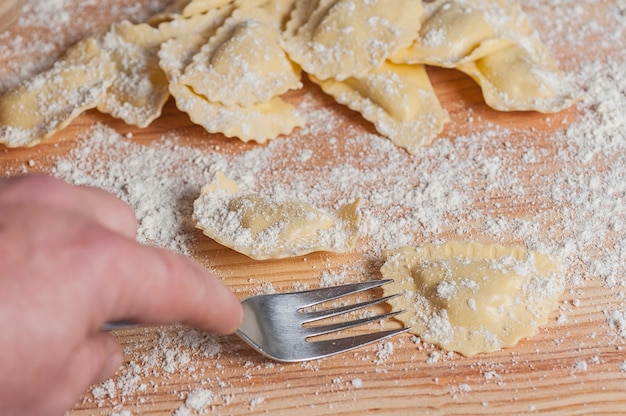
2 1 626 414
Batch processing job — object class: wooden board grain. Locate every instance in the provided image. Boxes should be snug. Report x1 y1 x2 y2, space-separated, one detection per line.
1 1 626 415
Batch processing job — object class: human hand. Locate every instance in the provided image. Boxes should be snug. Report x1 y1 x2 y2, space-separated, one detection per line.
0 175 243 416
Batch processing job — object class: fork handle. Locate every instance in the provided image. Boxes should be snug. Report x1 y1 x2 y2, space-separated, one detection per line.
102 321 138 331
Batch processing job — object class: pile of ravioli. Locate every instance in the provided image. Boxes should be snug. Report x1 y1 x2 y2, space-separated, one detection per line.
0 0 577 152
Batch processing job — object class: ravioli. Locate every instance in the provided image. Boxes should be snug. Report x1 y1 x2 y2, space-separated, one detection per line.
96 21 171 128
391 0 578 112
283 0 423 81
457 42 577 112
161 32 303 142
160 6 303 142
179 8 302 107
151 1 236 40
311 61 449 154
181 0 235 18
170 83 304 142
382 242 564 356
0 37 115 148
193 171 362 260
96 4 237 127
391 0 521 67
234 0 297 30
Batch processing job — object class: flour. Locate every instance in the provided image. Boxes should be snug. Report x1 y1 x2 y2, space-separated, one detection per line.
53 124 218 254
184 388 215 411
607 309 626 339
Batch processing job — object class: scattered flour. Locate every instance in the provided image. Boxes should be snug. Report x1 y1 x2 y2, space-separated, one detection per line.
110 411 132 416
607 309 626 339
182 388 215 413
350 378 363 388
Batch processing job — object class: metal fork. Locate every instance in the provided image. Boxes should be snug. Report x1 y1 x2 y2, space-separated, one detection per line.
236 279 409 362
105 279 408 362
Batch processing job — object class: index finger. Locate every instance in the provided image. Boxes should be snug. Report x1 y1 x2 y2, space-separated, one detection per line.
0 175 137 239
92 234 243 335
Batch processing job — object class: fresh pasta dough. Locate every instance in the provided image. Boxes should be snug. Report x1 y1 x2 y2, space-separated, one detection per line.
457 42 577 112
193 171 361 260
0 37 115 147
234 0 296 30
157 4 303 142
391 0 521 67
311 61 449 154
96 21 171 128
170 82 304 142
282 0 423 81
179 9 302 107
382 242 564 356
160 28 304 142
391 0 578 112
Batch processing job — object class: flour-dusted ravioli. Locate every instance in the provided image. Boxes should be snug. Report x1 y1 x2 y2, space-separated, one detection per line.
382 242 564 356
457 42 578 112
311 61 449 154
98 2 236 127
283 0 423 81
161 36 303 142
96 21 171 128
170 82 304 142
193 171 362 260
149 0 233 22
234 0 297 30
148 0 197 24
153 1 235 41
0 37 115 147
160 34 210 81
181 0 234 18
391 0 520 67
160 9 303 142
179 7 302 107
156 3 237 81
391 0 578 113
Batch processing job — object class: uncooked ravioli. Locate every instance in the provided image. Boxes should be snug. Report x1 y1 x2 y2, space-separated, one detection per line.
158 11 303 143
193 171 361 260
381 242 564 356
178 7 302 107
0 37 115 147
282 0 423 81
391 0 579 112
310 61 449 154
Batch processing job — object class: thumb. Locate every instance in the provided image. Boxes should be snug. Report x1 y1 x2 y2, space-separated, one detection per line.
48 334 123 415
67 334 123 401
77 332 124 385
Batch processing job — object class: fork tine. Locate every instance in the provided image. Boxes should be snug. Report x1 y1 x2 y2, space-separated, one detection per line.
305 327 411 360
301 293 401 323
304 310 406 338
293 279 394 308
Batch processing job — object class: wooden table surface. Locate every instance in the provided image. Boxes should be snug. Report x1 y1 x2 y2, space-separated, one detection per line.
2 1 626 414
